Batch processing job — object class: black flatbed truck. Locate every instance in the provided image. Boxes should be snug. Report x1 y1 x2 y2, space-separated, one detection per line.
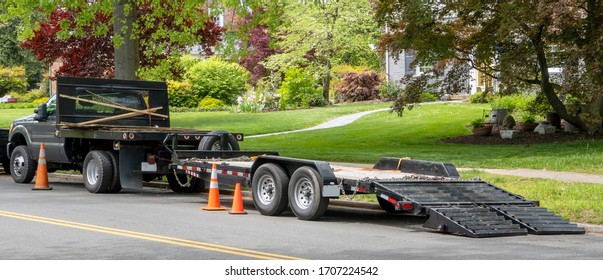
6 76 253 193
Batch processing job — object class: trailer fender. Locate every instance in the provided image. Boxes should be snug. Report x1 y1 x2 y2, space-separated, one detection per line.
250 155 340 198
373 157 460 179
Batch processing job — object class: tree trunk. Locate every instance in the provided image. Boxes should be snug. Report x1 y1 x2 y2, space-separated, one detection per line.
113 0 139 80
322 59 331 101
532 28 586 131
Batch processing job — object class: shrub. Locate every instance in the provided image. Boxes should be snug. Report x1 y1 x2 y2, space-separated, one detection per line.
198 96 225 109
490 94 534 113
0 66 28 96
167 81 197 108
378 80 404 101
236 87 279 113
335 71 382 102
11 89 47 103
469 91 492 104
419 92 437 102
186 57 250 104
32 97 49 105
277 67 324 109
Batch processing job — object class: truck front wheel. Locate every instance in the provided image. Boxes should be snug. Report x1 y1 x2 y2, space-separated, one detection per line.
288 166 329 221
252 163 289 216
10 145 36 183
83 150 113 193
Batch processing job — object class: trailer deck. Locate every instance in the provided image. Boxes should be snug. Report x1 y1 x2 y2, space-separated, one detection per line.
170 156 585 238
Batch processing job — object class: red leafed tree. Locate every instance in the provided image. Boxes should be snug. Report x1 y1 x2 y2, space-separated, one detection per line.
237 9 278 85
21 9 115 78
22 5 223 80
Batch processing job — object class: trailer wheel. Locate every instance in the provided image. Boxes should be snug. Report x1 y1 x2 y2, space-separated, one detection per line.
167 173 206 193
102 151 122 193
288 167 329 221
252 163 289 216
83 150 113 193
198 130 240 151
10 145 36 183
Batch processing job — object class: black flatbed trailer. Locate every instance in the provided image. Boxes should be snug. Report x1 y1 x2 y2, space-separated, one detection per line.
170 155 585 238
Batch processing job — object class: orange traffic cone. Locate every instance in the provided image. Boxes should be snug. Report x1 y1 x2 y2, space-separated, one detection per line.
202 163 226 211
32 143 52 191
229 183 247 215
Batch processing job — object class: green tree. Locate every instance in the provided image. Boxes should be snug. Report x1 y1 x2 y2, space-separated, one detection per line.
264 0 380 100
0 18 44 90
377 0 603 133
1 0 220 79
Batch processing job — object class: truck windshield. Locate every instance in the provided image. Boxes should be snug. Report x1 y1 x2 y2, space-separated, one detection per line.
73 88 149 115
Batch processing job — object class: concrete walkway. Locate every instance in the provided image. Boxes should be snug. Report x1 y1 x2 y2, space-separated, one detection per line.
246 108 389 138
459 168 603 184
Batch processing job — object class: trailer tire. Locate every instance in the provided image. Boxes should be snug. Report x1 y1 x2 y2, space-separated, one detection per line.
103 151 122 193
198 130 240 151
10 145 36 183
83 150 113 193
252 163 289 216
167 173 206 193
288 166 329 221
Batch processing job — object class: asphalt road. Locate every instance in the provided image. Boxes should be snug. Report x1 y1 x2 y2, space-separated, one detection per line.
1 174 602 260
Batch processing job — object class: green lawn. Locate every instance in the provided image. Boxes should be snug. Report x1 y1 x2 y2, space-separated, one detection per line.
241 103 603 174
170 102 390 135
0 108 36 128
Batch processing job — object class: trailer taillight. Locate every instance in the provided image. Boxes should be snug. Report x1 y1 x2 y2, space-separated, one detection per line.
401 202 413 210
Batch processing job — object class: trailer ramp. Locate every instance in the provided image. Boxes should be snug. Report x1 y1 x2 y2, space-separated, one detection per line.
372 180 585 237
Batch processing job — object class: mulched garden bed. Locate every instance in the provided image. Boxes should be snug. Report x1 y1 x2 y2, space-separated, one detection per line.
442 130 601 145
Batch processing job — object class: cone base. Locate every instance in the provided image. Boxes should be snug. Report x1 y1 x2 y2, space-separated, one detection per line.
229 210 247 215
202 207 227 211
32 187 52 191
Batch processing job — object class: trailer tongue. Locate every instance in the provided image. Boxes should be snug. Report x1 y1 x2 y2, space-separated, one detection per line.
170 155 585 238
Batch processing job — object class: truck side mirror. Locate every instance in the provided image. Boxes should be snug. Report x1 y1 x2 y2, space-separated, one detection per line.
34 103 48 122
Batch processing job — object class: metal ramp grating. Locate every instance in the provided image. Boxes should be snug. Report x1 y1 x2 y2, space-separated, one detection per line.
491 206 585 235
374 180 531 206
424 207 528 238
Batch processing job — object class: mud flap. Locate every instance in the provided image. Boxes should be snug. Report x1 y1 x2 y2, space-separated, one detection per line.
119 146 143 189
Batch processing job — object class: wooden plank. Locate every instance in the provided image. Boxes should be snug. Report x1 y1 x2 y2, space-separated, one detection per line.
77 106 162 125
61 94 169 118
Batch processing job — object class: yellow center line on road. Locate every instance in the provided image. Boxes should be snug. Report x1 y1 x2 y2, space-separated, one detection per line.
0 210 304 260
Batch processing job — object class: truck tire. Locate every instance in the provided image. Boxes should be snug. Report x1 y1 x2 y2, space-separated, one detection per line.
103 151 122 193
288 166 329 221
83 150 113 193
167 173 206 193
252 163 289 216
198 130 240 151
10 145 36 183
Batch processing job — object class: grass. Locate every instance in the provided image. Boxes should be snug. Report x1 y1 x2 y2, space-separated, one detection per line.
0 108 36 128
242 103 603 174
460 170 603 225
170 102 390 135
